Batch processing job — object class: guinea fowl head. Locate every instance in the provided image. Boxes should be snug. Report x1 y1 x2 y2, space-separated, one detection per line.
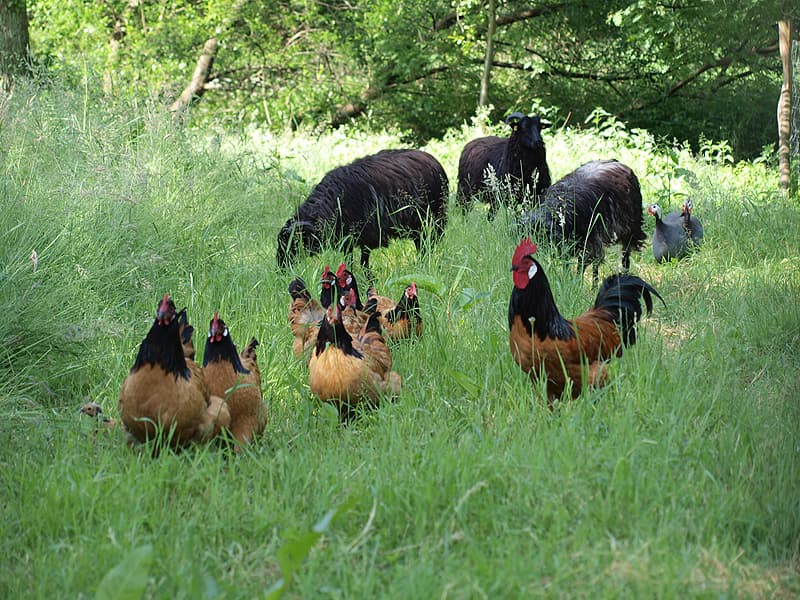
681 199 693 215
647 203 662 219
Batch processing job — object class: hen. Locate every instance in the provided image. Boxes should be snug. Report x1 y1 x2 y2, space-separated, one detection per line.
508 239 663 402
118 295 231 449
335 263 371 337
366 282 423 339
202 311 266 449
288 265 336 359
309 288 401 421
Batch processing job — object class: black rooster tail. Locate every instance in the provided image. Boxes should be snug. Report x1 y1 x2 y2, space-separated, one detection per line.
593 274 665 345
288 277 311 301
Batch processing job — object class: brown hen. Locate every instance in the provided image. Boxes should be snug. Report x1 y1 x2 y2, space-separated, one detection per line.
118 295 230 449
202 311 265 449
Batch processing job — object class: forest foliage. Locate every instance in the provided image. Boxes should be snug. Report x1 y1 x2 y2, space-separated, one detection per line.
24 0 798 159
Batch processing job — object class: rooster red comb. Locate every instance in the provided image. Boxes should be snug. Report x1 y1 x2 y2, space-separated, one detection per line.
513 238 538 264
336 263 347 278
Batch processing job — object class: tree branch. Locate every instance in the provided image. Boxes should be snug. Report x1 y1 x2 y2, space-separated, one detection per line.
170 38 218 113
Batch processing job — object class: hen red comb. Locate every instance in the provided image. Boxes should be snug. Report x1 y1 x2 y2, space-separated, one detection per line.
513 238 538 264
336 263 347 278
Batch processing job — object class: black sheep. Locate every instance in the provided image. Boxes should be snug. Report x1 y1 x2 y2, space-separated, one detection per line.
520 159 647 285
456 112 551 220
277 149 449 270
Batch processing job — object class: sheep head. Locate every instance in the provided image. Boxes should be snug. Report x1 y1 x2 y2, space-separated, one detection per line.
276 219 320 268
505 112 548 153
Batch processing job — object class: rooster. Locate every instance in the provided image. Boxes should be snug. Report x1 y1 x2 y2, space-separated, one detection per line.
288 265 337 359
509 238 663 401
309 288 401 421
202 311 266 449
118 295 231 449
366 282 423 339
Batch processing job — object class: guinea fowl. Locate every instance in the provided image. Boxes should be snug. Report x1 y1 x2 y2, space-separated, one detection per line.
681 199 704 246
648 203 689 263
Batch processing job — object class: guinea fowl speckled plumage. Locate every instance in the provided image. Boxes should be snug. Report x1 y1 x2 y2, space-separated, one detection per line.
648 203 690 262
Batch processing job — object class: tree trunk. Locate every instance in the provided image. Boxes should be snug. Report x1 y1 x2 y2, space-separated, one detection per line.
169 38 218 113
479 0 497 108
103 0 140 95
778 20 792 195
0 0 31 90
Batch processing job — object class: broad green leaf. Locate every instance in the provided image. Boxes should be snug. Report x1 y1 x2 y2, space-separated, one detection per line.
94 544 153 600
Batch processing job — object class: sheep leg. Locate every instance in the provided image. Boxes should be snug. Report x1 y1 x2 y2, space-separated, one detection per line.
621 248 632 272
359 246 376 283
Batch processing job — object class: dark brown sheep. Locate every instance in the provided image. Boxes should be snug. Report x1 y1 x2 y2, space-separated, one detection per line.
277 149 449 270
520 159 647 285
457 112 551 220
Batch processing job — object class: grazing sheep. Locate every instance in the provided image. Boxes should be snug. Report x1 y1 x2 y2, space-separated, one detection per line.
277 149 449 270
456 112 551 220
520 159 647 285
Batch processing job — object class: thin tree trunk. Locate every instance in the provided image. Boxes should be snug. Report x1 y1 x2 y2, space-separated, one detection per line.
103 0 140 95
0 0 31 91
778 20 792 195
479 0 497 108
170 38 218 113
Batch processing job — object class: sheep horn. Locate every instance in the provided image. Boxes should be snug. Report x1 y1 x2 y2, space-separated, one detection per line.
504 112 527 125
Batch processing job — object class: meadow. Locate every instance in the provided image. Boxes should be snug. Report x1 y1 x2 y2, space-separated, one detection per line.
1 84 799 598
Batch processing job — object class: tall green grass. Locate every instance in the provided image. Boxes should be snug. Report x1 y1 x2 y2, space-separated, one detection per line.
1 84 798 598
